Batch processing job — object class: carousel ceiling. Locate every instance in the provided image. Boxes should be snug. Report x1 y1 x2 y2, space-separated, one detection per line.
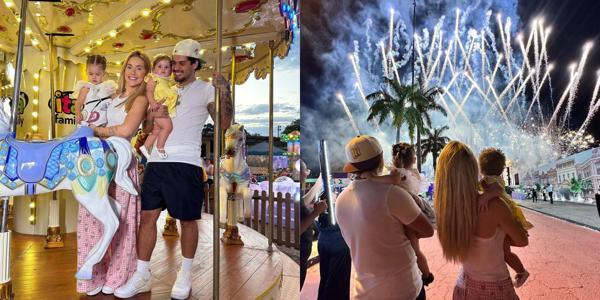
0 0 297 83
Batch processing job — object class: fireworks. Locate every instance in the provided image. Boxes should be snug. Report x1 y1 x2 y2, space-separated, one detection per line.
343 7 599 171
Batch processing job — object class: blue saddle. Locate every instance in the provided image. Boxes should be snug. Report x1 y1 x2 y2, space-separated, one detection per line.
3 126 94 183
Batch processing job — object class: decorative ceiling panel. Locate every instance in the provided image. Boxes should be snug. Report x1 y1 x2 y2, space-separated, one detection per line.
0 0 298 83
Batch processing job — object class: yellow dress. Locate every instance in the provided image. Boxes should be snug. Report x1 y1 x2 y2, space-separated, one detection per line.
481 175 533 230
150 74 178 118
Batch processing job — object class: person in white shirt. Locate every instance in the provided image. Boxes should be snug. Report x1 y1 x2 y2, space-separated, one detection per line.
114 39 233 299
335 135 434 300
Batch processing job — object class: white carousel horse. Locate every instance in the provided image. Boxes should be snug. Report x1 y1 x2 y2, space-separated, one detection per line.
0 98 137 280
219 124 251 244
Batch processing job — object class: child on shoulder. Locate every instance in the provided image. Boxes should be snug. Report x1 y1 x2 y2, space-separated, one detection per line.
478 147 532 288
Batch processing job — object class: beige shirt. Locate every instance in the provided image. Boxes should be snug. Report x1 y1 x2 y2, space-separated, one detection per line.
336 179 422 299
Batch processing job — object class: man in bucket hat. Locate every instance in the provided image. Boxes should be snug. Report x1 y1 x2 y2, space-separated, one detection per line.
335 135 434 300
115 39 233 299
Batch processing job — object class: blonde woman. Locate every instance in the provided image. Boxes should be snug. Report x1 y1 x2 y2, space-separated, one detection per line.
434 141 528 299
77 51 150 296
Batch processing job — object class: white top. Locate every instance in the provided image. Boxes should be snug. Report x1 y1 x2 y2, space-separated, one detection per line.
335 180 422 300
74 80 118 127
147 79 214 167
106 94 130 140
394 167 426 195
463 228 510 281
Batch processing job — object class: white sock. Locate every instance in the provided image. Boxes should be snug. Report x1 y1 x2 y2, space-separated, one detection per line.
181 257 194 274
137 259 151 277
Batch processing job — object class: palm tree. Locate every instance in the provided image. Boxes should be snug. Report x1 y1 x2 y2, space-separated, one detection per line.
366 76 445 168
365 77 407 143
421 125 450 173
403 78 446 172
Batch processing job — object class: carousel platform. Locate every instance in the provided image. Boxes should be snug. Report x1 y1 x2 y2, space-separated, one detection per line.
8 212 299 299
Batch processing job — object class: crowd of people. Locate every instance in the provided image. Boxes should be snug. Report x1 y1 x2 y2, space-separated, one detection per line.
72 39 232 299
301 135 532 300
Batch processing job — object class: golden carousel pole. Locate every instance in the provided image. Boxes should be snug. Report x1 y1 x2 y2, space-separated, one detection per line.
267 40 274 252
230 47 236 121
213 0 223 298
220 45 245 245
44 33 70 249
1 0 28 296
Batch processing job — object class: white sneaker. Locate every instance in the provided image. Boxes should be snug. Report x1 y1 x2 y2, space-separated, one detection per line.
101 285 114 295
171 269 192 299
139 145 151 159
86 285 102 296
114 270 152 298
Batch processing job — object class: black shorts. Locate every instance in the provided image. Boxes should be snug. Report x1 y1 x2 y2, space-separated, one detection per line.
141 162 204 220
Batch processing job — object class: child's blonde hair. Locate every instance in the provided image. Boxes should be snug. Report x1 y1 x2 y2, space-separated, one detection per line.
434 141 479 263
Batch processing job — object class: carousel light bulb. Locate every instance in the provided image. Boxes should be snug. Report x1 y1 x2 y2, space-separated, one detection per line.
115 61 121 65
109 30 117 37
25 28 32 35
35 13 41 17
161 0 171 3
124 20 132 28
96 39 103 46
29 202 35 208
84 47 91 53
32 85 39 92
29 215 35 222
31 125 38 131
221 46 228 52
33 73 39 79
5 1 14 8
141 9 151 17
32 112 38 118
208 77 213 81
200 49 206 55
32 99 38 105
31 39 39 46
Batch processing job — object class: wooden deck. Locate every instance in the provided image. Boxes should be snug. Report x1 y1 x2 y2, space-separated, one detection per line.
8 212 297 299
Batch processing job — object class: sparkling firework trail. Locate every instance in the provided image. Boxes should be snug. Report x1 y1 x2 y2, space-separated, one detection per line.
336 92 361 135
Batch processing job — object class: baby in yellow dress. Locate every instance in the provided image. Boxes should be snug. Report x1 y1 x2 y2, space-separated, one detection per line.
479 148 532 288
141 55 178 159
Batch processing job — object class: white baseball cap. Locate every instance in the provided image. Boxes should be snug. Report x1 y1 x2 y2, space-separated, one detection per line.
173 39 206 63
343 135 383 173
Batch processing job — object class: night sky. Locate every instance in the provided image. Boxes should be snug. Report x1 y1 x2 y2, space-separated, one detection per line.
300 0 600 173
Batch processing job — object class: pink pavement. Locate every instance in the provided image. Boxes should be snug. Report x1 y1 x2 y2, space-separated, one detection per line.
301 208 600 300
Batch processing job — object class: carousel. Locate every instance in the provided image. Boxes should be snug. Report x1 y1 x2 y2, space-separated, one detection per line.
0 0 299 299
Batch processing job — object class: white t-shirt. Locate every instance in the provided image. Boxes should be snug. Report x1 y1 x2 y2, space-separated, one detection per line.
335 179 422 300
147 79 214 167
106 94 131 140
74 80 118 127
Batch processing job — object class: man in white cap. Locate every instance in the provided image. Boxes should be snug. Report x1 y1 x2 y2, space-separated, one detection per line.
335 135 434 300
115 39 233 299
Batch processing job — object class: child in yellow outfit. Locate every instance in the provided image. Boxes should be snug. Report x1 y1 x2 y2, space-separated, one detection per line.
479 148 531 288
140 55 178 159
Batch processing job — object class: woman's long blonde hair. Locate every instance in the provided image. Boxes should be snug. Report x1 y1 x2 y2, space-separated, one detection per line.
117 51 151 112
434 141 480 263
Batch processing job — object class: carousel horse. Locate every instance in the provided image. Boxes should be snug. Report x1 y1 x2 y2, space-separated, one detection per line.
0 99 137 280
219 123 251 245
